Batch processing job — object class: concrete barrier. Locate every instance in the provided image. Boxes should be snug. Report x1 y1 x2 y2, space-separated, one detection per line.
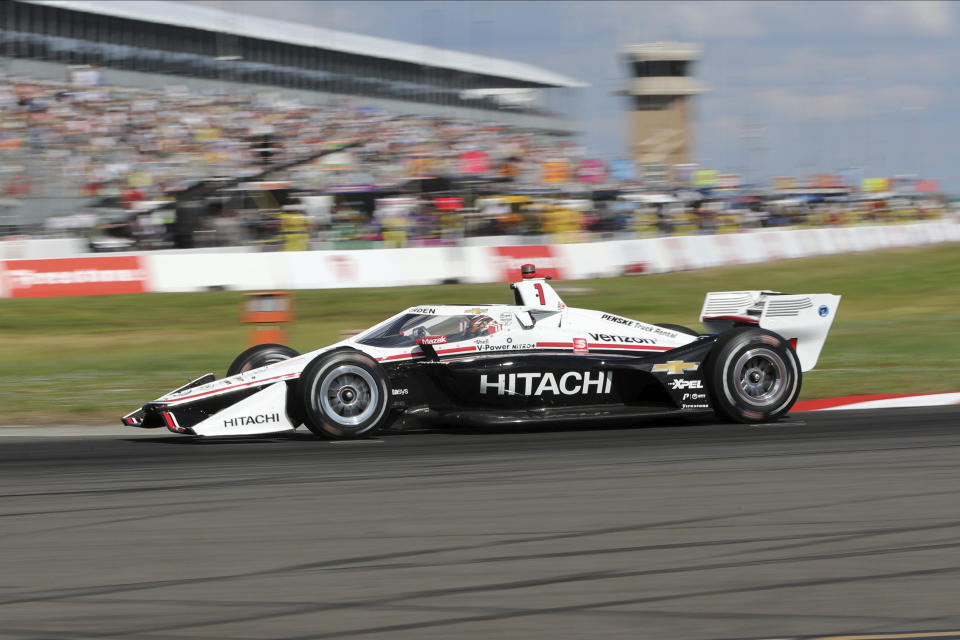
1 221 958 298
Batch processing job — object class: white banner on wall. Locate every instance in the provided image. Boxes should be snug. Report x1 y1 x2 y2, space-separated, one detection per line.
1 221 958 298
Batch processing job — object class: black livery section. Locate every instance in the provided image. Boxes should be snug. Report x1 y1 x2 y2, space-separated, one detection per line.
381 337 717 427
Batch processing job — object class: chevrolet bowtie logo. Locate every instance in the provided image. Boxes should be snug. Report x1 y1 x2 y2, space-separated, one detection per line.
652 360 700 375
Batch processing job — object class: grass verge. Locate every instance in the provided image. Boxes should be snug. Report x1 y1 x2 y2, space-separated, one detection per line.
1 243 958 424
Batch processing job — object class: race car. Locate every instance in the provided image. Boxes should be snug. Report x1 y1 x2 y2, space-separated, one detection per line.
122 264 840 438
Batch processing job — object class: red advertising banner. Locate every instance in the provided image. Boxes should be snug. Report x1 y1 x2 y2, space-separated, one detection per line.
914 180 939 192
433 197 462 211
2 256 149 298
576 159 607 183
458 150 490 174
492 245 563 282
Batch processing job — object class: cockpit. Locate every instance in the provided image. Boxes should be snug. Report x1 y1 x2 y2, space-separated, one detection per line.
356 312 502 348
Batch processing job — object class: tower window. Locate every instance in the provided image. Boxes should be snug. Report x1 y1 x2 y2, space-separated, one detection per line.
632 60 688 77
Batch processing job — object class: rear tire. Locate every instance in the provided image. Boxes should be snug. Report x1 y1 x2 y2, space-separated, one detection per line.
226 344 300 377
298 350 390 439
705 327 801 423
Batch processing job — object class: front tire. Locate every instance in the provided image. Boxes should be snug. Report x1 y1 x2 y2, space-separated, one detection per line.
705 327 801 423
298 350 390 439
226 343 300 377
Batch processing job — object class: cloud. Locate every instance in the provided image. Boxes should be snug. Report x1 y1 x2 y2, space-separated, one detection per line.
670 2 767 38
755 85 937 120
855 1 955 37
748 48 950 86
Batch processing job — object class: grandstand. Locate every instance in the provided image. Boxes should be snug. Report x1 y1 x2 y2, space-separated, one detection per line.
0 0 584 132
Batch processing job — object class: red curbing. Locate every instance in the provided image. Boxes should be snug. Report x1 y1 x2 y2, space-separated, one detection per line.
792 393 936 412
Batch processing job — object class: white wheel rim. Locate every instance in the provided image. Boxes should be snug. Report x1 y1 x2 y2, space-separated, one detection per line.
318 365 379 426
733 348 786 406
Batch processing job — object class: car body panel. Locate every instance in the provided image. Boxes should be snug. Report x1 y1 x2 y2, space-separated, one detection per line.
124 270 839 437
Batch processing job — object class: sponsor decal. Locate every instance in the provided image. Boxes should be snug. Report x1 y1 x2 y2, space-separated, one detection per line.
465 307 488 314
493 245 563 282
3 256 148 298
588 333 656 345
326 254 356 281
601 313 636 327
573 337 589 354
652 360 700 375
417 335 448 345
223 413 280 428
391 388 409 396
476 342 535 352
650 326 678 338
819 305 829 317
682 392 707 401
651 360 700 376
499 312 513 325
682 404 710 409
669 379 703 390
411 307 437 315
621 322 680 338
480 371 613 396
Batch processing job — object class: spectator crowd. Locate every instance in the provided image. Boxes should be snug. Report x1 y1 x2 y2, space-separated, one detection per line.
0 76 951 251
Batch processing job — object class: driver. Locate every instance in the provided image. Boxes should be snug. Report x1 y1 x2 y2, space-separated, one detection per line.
463 315 499 338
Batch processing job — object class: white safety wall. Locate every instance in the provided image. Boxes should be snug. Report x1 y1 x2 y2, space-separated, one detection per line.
1 221 958 298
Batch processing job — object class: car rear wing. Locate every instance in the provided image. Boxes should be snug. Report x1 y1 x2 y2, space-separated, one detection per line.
699 291 841 372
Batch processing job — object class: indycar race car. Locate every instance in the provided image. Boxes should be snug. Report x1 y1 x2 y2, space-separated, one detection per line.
123 264 840 438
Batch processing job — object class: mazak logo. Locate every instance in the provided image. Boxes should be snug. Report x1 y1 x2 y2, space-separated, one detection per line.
223 413 280 428
588 333 655 345
417 335 447 345
652 361 700 375
480 371 613 396
3 256 148 298
670 379 703 390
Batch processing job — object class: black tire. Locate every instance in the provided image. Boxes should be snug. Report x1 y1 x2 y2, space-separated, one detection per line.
704 327 801 423
226 343 300 377
655 322 700 337
298 349 390 439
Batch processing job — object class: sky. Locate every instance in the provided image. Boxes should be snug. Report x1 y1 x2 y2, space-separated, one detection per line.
193 1 959 191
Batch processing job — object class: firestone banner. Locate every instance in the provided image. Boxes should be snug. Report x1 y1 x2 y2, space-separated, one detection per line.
1 256 149 298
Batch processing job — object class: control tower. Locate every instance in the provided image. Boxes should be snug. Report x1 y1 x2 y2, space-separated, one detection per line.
621 42 705 168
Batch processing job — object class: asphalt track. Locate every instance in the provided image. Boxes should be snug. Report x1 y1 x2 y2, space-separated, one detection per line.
2 407 960 640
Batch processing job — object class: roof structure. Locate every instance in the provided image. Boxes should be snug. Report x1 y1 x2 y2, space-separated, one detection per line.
26 0 587 89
